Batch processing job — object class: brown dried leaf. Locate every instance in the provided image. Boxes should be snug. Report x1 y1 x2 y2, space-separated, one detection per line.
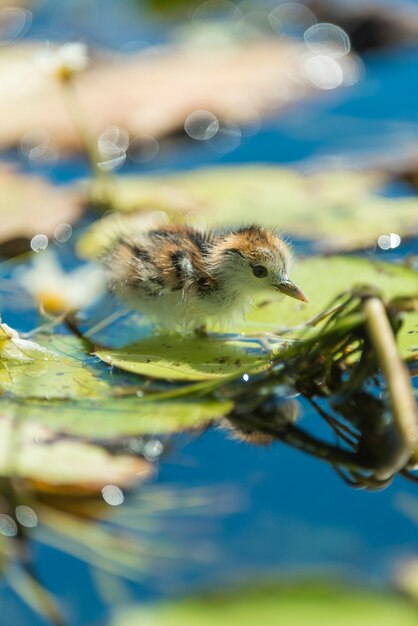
0 164 83 254
0 39 311 151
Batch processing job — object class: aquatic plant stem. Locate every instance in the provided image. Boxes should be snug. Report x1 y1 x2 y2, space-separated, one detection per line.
6 565 66 626
60 79 109 203
363 296 418 478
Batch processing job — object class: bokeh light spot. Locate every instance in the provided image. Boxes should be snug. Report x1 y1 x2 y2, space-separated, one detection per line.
304 22 351 58
303 54 343 90
184 110 219 141
191 0 243 31
378 233 401 250
128 135 160 163
102 484 124 506
144 439 164 461
0 514 17 537
15 505 38 528
20 129 59 170
30 234 49 252
54 223 73 243
208 121 241 153
269 2 316 39
0 8 32 45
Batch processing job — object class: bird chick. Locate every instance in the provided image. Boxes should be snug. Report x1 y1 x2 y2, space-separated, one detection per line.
104 224 308 331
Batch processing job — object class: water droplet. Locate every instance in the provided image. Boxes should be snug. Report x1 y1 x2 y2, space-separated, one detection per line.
102 484 124 506
30 234 49 252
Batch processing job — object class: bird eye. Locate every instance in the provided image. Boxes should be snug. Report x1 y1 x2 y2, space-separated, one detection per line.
252 265 268 278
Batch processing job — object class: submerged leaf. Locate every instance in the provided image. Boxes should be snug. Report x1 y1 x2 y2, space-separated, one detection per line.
95 335 269 381
1 397 232 438
111 581 418 626
0 417 151 492
77 167 418 254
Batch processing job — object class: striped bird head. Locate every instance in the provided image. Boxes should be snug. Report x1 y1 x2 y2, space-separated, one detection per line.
210 225 308 302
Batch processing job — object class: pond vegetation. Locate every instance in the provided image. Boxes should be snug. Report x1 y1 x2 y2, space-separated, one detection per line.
1 1 418 625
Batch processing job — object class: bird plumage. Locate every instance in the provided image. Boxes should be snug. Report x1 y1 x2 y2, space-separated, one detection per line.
104 224 307 331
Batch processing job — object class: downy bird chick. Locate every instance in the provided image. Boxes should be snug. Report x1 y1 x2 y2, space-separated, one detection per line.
105 224 308 331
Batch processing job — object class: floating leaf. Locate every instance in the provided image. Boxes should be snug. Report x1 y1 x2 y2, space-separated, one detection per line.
0 325 108 399
95 336 269 382
0 417 151 492
93 257 418 375
111 581 418 626
1 327 232 436
0 164 82 255
0 40 311 152
78 167 418 255
1 397 232 438
238 256 418 361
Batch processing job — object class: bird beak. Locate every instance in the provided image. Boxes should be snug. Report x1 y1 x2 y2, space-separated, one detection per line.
275 279 309 303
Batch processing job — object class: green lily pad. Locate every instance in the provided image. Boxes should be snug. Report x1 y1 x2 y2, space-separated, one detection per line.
111 581 418 626
0 324 108 399
95 336 269 381
0 327 233 437
1 397 232 438
78 166 418 257
231 256 418 361
94 257 418 377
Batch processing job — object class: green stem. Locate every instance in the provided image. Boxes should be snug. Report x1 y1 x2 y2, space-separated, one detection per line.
60 79 110 203
363 297 418 478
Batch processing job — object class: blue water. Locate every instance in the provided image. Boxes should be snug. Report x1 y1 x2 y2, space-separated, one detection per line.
2 2 418 625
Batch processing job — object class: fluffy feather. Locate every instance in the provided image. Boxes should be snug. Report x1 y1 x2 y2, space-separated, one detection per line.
104 224 307 331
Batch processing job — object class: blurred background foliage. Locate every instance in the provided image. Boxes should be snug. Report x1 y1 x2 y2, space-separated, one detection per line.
0 1 418 625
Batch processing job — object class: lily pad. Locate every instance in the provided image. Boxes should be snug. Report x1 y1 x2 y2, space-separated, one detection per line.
0 324 108 399
1 397 232 438
95 336 269 382
0 416 151 492
111 581 418 626
0 39 310 152
227 256 418 360
0 327 233 436
94 257 418 376
0 164 82 255
77 167 418 255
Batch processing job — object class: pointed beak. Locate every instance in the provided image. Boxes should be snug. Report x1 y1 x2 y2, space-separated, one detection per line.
275 279 309 303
